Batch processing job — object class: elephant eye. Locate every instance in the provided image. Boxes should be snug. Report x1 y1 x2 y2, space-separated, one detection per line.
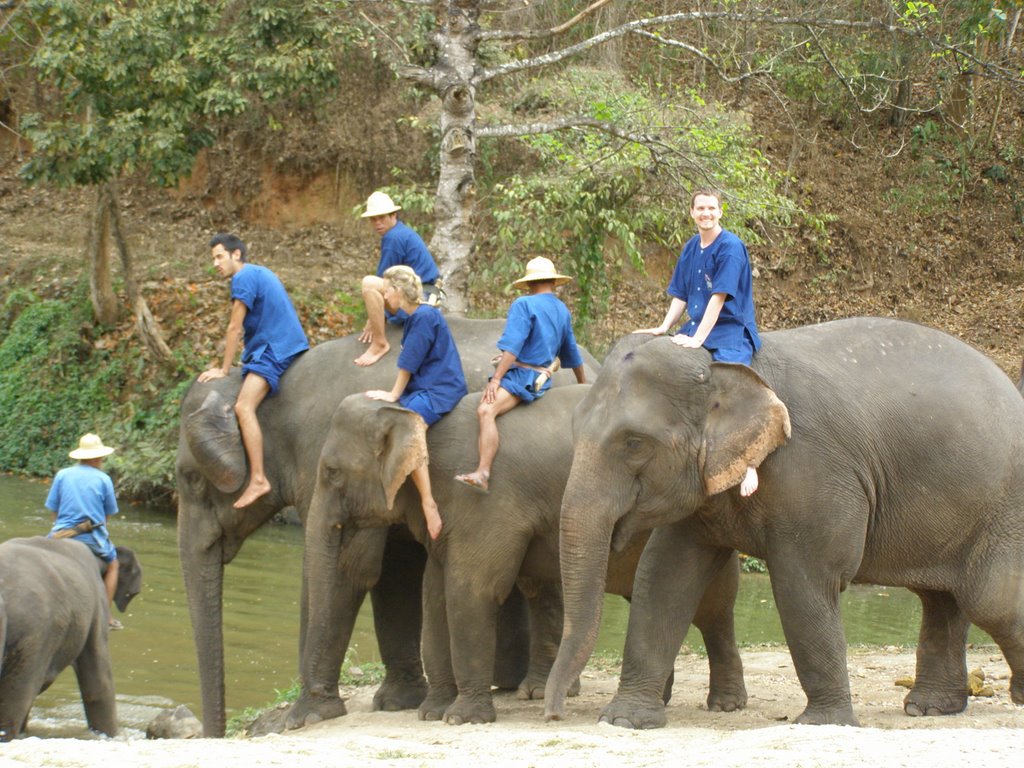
178 468 207 495
623 434 654 468
322 465 345 488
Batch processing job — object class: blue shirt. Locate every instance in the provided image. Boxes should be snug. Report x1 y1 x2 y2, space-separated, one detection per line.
231 264 309 363
498 293 584 370
397 304 468 418
378 221 440 284
46 464 119 561
667 229 761 355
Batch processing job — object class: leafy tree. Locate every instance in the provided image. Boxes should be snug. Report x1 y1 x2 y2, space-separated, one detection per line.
361 0 1024 311
12 0 348 363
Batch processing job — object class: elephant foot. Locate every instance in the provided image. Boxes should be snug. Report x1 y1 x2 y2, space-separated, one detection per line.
598 695 667 730
372 672 428 712
903 687 968 717
443 693 496 725
517 673 580 700
794 703 859 726
1011 675 1024 705
707 680 748 712
418 686 457 721
286 691 347 730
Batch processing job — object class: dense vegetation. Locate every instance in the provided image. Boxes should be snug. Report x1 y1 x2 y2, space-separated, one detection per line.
1 1 1022 506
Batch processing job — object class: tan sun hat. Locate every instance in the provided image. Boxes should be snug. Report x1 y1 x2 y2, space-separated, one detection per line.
69 433 116 460
512 257 572 289
360 191 402 218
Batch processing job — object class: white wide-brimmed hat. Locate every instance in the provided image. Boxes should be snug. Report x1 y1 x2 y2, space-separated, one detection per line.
69 433 116 460
360 191 402 218
512 257 573 289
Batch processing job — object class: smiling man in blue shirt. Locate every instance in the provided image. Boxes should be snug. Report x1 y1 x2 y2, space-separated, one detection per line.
635 188 762 495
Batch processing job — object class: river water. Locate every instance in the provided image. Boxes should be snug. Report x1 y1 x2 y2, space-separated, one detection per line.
0 473 991 739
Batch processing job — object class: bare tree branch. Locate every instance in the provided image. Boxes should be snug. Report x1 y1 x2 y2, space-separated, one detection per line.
477 11 1024 88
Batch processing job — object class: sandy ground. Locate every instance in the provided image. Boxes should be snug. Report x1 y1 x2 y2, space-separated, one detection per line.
1 646 1020 767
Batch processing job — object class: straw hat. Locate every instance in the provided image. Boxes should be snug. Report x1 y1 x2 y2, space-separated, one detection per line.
360 191 401 218
69 433 116 460
511 257 572 289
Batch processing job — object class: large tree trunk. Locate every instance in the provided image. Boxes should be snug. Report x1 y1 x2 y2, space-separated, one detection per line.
427 2 483 314
86 185 118 326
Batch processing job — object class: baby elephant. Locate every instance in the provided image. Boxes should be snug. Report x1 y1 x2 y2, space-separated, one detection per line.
0 536 142 741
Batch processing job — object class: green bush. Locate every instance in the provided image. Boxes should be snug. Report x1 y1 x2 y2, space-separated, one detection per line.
0 290 126 475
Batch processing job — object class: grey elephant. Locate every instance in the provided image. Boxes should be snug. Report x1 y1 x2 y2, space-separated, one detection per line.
0 537 142 741
544 317 1024 728
176 319 599 736
289 385 747 727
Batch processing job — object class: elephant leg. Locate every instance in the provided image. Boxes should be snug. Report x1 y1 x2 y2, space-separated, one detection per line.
516 578 576 701
418 556 457 721
601 524 733 730
768 550 857 726
492 585 530 690
442 578 502 725
904 589 970 716
692 552 747 712
951 575 1024 706
0 676 36 741
73 623 118 737
371 529 429 711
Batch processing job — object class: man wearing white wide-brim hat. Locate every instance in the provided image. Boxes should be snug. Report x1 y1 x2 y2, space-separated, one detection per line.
45 433 124 629
454 257 586 493
355 191 440 367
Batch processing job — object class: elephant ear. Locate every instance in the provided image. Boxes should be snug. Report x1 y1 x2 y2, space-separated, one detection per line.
374 405 429 511
699 362 791 496
184 390 246 494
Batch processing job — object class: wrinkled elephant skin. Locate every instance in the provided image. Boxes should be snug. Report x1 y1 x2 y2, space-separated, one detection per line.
547 317 1024 728
0 538 142 740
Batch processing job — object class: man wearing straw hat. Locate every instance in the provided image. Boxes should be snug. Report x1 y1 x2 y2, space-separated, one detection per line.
355 190 440 367
455 257 586 493
45 433 124 629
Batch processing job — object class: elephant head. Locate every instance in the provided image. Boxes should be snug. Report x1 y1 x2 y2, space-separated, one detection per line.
312 395 428 528
544 334 789 717
111 546 143 612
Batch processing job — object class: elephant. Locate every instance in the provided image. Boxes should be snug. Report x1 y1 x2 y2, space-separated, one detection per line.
175 317 599 736
0 537 142 741
544 317 1024 728
288 384 748 727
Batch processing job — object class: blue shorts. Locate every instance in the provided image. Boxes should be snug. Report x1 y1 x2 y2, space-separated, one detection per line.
399 390 442 426
706 344 754 365
497 366 550 403
242 349 304 396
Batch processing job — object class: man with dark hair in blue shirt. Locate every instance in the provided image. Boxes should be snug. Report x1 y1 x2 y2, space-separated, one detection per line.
355 191 440 367
199 233 309 508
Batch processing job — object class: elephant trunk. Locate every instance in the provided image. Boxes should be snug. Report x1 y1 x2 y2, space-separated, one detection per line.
178 524 226 737
544 446 620 720
288 483 373 729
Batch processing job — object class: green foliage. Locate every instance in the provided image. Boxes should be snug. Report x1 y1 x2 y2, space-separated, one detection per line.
20 0 352 188
740 554 767 574
0 289 127 474
487 70 802 332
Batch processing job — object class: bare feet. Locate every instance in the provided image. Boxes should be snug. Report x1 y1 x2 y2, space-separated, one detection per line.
234 478 271 508
454 472 489 493
354 343 390 367
740 466 758 497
